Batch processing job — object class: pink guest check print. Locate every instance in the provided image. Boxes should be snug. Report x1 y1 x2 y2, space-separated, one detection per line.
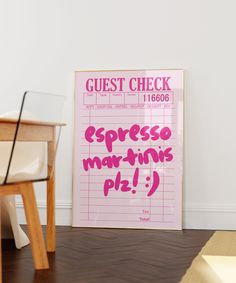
73 69 184 230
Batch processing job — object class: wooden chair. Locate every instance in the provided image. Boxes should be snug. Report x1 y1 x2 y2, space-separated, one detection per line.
0 91 65 281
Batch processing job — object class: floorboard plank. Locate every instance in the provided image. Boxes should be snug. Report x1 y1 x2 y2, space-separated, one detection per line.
2 226 214 283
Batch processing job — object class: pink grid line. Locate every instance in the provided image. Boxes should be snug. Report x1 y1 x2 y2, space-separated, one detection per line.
79 212 174 215
80 199 175 200
79 204 175 207
79 219 174 223
80 115 176 118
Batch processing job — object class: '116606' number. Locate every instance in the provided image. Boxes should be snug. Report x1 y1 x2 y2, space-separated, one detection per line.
143 93 170 103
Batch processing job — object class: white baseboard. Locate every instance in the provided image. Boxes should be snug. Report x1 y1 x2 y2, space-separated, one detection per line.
16 200 72 226
183 204 236 230
16 202 236 229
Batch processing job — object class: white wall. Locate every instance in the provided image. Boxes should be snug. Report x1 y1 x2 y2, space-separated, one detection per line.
1 0 236 229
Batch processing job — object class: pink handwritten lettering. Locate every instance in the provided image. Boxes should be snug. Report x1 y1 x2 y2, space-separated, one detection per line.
84 124 172 153
82 147 173 171
103 168 160 197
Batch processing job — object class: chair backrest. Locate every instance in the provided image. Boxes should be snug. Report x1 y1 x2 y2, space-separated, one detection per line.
0 91 65 185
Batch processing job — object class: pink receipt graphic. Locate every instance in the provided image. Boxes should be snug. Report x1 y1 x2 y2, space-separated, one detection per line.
73 70 183 230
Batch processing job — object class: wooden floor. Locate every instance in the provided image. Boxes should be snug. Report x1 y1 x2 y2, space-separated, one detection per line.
2 226 214 283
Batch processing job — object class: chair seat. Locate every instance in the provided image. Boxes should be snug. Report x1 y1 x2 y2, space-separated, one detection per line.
0 111 46 184
0 142 46 184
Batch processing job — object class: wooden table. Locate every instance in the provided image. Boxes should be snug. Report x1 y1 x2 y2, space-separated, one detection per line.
0 118 65 280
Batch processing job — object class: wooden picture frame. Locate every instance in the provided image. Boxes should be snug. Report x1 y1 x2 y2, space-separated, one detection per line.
73 69 184 230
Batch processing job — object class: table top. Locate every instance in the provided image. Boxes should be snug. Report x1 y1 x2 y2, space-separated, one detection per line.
0 117 66 127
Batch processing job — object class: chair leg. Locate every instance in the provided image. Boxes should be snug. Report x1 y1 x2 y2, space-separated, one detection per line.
20 183 49 270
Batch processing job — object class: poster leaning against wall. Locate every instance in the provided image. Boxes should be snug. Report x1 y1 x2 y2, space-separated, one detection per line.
73 69 184 230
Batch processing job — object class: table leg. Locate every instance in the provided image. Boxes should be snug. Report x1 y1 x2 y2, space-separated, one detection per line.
21 183 49 270
47 174 55 252
47 136 56 252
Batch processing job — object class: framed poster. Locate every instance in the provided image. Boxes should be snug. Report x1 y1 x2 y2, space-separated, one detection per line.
73 69 184 230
